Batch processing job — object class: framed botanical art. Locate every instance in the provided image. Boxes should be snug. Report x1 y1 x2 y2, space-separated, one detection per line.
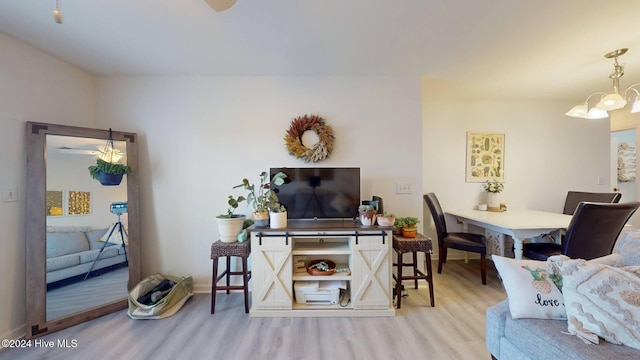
466 132 505 182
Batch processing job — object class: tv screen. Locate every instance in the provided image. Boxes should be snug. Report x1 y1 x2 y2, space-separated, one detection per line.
270 167 361 220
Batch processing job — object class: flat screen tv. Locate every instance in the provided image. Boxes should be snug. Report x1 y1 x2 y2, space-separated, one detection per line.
270 167 360 220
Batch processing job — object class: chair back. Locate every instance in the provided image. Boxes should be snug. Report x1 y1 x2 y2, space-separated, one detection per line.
563 191 621 215
424 193 447 247
563 201 640 260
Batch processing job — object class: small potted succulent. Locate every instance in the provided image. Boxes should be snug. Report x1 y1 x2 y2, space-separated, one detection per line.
358 204 377 226
393 217 405 235
88 158 133 186
376 211 396 227
234 171 288 227
269 203 287 229
401 216 420 238
215 195 246 243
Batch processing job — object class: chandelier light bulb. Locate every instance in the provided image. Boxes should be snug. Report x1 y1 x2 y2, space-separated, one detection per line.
53 0 63 24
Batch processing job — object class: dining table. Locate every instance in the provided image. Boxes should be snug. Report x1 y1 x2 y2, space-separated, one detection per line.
445 208 573 259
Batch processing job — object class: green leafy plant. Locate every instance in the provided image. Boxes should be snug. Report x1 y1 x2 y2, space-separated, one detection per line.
234 171 288 213
483 180 504 193
270 203 286 213
220 195 246 218
403 217 420 227
394 217 406 228
358 204 375 213
88 158 133 180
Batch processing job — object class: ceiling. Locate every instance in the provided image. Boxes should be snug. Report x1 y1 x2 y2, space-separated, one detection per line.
2 0 640 101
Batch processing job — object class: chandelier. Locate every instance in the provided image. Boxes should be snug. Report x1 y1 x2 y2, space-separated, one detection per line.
566 48 640 119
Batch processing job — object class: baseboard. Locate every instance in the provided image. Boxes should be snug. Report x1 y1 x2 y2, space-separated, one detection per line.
0 324 26 349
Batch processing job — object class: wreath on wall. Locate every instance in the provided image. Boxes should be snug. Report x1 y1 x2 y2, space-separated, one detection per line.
284 114 335 163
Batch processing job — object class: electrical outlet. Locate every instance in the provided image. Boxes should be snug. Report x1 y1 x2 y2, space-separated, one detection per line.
396 183 413 194
2 186 18 202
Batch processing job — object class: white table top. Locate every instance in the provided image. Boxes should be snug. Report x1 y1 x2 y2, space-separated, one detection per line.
446 209 572 234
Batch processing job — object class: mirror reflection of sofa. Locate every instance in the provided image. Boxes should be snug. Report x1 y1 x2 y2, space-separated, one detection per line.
46 226 127 288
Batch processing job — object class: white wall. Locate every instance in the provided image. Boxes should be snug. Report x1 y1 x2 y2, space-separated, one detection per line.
0 33 96 340
422 77 611 259
95 76 424 291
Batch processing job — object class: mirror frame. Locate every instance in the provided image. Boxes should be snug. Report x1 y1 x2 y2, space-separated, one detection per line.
26 122 141 339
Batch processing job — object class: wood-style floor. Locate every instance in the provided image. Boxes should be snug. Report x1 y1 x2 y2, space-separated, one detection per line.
1 260 506 360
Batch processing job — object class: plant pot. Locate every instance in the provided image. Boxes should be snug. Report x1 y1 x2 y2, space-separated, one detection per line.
252 211 270 227
487 192 501 212
376 216 395 227
393 227 403 235
360 210 377 226
270 211 287 229
96 171 124 186
215 215 246 243
402 226 417 238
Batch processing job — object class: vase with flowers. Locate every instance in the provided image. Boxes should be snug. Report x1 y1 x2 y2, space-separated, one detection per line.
483 180 504 212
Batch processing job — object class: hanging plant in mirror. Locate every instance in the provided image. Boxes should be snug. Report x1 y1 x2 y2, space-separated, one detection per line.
88 129 133 186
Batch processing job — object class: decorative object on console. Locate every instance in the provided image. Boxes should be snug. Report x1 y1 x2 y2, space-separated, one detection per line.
234 171 288 227
566 48 640 119
466 132 504 182
269 203 287 229
358 204 377 226
401 217 420 238
215 195 246 243
284 114 334 163
307 259 337 276
376 212 396 226
492 255 566 320
392 217 405 235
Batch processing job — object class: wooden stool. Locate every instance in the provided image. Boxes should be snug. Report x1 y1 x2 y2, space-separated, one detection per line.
210 240 251 314
392 233 434 308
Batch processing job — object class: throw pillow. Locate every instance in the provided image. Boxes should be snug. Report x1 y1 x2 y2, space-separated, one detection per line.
550 256 640 350
99 223 128 245
617 229 640 266
492 255 566 319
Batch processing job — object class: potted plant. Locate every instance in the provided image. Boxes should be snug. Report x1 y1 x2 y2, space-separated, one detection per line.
376 212 396 227
215 195 246 243
269 203 287 229
401 216 420 238
234 171 288 227
393 217 406 235
483 180 504 212
358 204 377 226
88 158 133 186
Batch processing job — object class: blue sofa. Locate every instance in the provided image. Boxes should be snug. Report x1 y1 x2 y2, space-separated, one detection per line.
46 226 127 285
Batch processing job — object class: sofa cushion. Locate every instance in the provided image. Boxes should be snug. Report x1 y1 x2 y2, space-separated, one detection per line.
550 256 640 351
505 315 639 359
78 247 120 264
99 223 128 245
46 232 90 258
492 255 565 319
46 254 80 271
85 228 111 250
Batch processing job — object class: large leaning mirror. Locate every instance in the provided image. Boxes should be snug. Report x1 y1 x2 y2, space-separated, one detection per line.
26 122 140 339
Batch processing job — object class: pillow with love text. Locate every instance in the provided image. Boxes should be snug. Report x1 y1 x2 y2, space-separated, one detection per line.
492 255 566 319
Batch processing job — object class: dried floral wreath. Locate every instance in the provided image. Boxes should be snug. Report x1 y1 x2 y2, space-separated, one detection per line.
284 114 334 162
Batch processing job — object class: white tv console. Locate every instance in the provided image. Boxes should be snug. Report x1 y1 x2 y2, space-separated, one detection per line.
250 220 394 317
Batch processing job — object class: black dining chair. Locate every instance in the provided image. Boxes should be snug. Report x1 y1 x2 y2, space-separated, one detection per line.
523 201 640 261
562 191 621 215
424 193 487 285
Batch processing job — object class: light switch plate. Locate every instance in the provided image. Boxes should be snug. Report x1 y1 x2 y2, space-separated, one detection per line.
2 186 18 202
396 183 413 194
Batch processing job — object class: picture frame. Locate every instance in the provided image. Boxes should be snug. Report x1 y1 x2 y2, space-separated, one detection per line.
67 190 91 216
466 132 505 182
46 190 64 216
